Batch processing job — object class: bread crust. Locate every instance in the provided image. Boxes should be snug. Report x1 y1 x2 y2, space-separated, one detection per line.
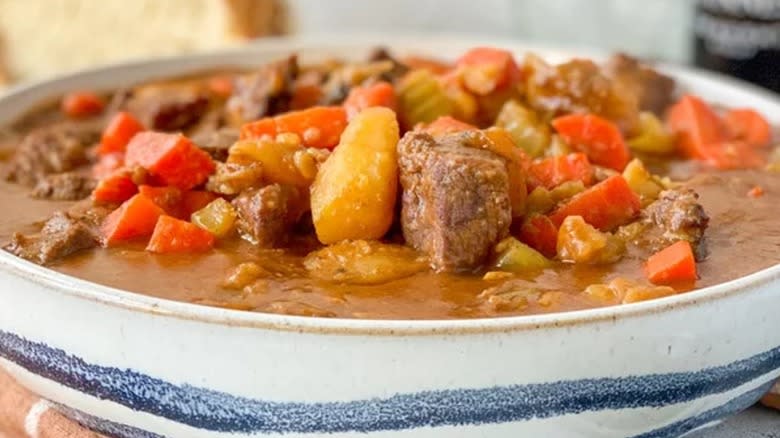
224 0 287 38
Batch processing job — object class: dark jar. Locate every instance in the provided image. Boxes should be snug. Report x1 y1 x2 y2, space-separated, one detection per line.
693 0 780 92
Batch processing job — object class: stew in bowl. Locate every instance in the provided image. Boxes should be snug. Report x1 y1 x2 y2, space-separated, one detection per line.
2 47 779 320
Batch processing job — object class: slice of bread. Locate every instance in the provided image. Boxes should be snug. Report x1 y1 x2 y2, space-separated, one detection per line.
0 0 285 85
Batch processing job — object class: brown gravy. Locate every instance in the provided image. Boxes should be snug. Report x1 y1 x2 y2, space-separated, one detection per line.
3 169 776 320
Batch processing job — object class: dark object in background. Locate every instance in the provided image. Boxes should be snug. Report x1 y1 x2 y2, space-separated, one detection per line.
694 0 780 93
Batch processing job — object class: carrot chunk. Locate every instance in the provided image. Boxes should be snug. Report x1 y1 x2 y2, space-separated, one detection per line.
125 132 215 190
92 170 137 204
549 175 640 231
552 114 631 171
516 214 559 258
645 240 697 285
146 216 215 253
101 194 165 245
724 108 772 148
528 153 594 190
701 140 766 170
98 112 144 155
92 152 124 180
748 185 764 198
290 84 324 110
666 94 728 159
61 91 105 118
343 81 397 119
456 47 521 95
422 116 478 136
240 106 348 149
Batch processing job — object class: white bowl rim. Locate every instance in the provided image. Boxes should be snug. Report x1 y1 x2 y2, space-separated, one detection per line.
2 33 779 336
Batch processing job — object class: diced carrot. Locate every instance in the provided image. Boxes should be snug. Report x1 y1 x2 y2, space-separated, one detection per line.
290 84 324 110
101 194 165 245
182 191 218 217
125 132 215 190
549 175 641 231
528 153 594 190
207 74 234 98
343 81 397 119
456 47 520 95
516 214 559 258
748 185 764 198
645 240 697 285
724 108 772 148
146 216 215 253
92 152 124 180
666 94 729 159
401 56 453 75
92 170 137 204
98 112 144 155
240 106 348 149
138 185 183 216
422 116 478 136
701 140 766 170
61 91 105 118
552 114 631 171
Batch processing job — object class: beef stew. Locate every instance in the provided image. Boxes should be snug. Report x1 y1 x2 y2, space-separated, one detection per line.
2 48 779 320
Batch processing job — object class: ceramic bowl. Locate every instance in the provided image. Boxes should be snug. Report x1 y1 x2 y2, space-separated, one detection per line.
1 35 779 438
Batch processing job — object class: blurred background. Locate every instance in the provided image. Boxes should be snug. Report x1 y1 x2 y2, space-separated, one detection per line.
0 0 776 91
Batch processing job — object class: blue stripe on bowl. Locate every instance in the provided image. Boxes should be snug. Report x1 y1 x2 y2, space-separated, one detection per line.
1 329 778 435
634 381 774 438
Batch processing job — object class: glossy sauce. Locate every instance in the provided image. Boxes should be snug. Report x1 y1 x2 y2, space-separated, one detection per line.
3 169 776 320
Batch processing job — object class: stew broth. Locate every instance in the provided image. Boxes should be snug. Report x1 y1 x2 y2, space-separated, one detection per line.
2 49 779 320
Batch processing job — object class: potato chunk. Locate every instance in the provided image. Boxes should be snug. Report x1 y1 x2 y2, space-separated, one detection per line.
557 215 625 264
311 107 400 243
304 240 427 284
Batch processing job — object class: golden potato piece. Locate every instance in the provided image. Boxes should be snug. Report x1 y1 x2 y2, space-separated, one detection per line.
311 107 400 244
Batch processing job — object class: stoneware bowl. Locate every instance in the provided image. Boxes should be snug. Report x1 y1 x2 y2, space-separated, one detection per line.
1 36 779 438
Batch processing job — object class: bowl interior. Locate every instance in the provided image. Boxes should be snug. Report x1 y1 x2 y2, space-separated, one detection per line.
2 34 780 332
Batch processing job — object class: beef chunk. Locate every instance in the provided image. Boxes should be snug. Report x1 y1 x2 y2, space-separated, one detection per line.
606 53 676 115
191 127 240 161
397 131 512 272
225 56 298 126
127 85 210 131
30 172 95 200
525 56 641 134
642 188 709 260
232 184 305 247
6 210 102 265
4 122 100 186
207 162 263 195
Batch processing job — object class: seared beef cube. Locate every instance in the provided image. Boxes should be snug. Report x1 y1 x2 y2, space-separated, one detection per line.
606 53 676 115
191 127 240 161
207 162 263 195
225 56 297 126
4 122 99 186
30 172 95 200
6 210 101 265
232 184 305 247
127 87 210 131
397 131 512 272
642 188 709 260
